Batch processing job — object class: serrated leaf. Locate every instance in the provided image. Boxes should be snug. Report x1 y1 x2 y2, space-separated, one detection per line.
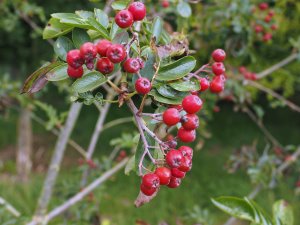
22 62 64 93
72 28 91 48
88 17 110 39
156 85 189 99
273 200 294 225
152 17 163 44
54 37 74 61
46 63 69 81
169 80 200 91
125 155 135 175
72 72 107 93
177 1 192 18
43 18 73 39
149 89 183 105
156 56 196 81
111 0 130 10
94 9 109 28
112 31 129 44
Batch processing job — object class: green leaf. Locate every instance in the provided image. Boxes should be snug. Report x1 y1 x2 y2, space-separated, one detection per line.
87 17 110 39
22 62 65 93
54 37 74 61
177 1 192 18
152 17 163 44
112 31 129 44
46 63 69 81
94 9 109 28
75 10 94 20
43 18 73 39
125 155 135 175
51 13 91 29
273 200 294 225
156 85 189 99
72 28 91 49
72 72 107 93
140 52 156 80
169 80 200 92
111 0 130 10
156 56 196 81
110 22 122 40
149 89 183 105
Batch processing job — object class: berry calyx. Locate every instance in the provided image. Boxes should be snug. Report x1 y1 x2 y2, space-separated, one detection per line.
178 146 193 158
66 49 84 69
140 184 156 196
128 2 146 21
96 40 112 57
80 42 97 61
167 176 181 188
106 44 127 63
166 149 183 168
199 77 210 92
115 9 134 28
181 114 199 130
211 49 226 62
163 108 181 126
67 65 84 78
123 58 141 73
142 173 160 189
178 156 192 172
182 95 203 114
177 127 196 143
171 168 185 178
96 57 114 75
155 167 171 185
212 62 226 76
135 77 152 95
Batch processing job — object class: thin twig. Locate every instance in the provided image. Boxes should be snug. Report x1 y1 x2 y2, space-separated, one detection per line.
0 197 21 217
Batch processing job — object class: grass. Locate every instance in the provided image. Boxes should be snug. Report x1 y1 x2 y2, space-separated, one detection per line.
0 100 300 224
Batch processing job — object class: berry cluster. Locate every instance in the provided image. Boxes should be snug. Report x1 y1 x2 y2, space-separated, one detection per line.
239 66 257 81
252 2 277 43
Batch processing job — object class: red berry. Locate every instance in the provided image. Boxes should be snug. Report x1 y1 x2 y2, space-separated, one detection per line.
259 2 269 10
135 77 152 94
165 138 177 149
212 62 225 76
263 33 272 42
163 108 181 126
140 184 156 196
268 10 275 17
142 173 160 189
167 176 181 188
115 9 134 28
250 73 258 81
67 65 84 78
166 149 183 168
182 95 203 114
199 77 210 92
66 49 84 69
171 168 185 178
181 114 199 130
96 57 114 75
155 167 171 185
80 42 97 61
137 58 145 69
177 127 196 143
178 156 192 172
96 40 112 57
128 2 146 21
210 75 225 93
264 15 272 23
123 58 141 73
178 146 193 158
212 49 226 62
239 66 247 74
254 25 263 33
162 0 170 8
271 24 277 30
106 44 127 63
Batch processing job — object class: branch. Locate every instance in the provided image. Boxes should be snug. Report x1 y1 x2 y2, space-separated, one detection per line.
32 102 82 222
26 158 128 225
0 197 21 217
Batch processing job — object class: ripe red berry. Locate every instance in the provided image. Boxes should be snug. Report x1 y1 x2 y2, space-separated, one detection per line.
162 0 170 8
115 9 134 28
268 10 275 17
178 156 192 172
211 49 226 62
254 25 263 33
259 2 269 10
210 75 225 93
167 176 181 188
140 184 156 196
264 15 272 23
171 168 185 178
66 50 84 69
199 77 210 92
212 62 225 76
142 173 160 189
250 73 257 81
166 149 183 168
123 58 141 73
106 44 127 63
177 127 196 143
182 95 203 114
155 167 171 185
135 77 152 94
80 42 97 61
163 108 181 126
263 33 272 42
181 114 199 130
271 24 277 30
239 66 247 74
96 40 112 57
96 57 114 75
128 2 146 21
67 65 84 78
178 146 193 158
